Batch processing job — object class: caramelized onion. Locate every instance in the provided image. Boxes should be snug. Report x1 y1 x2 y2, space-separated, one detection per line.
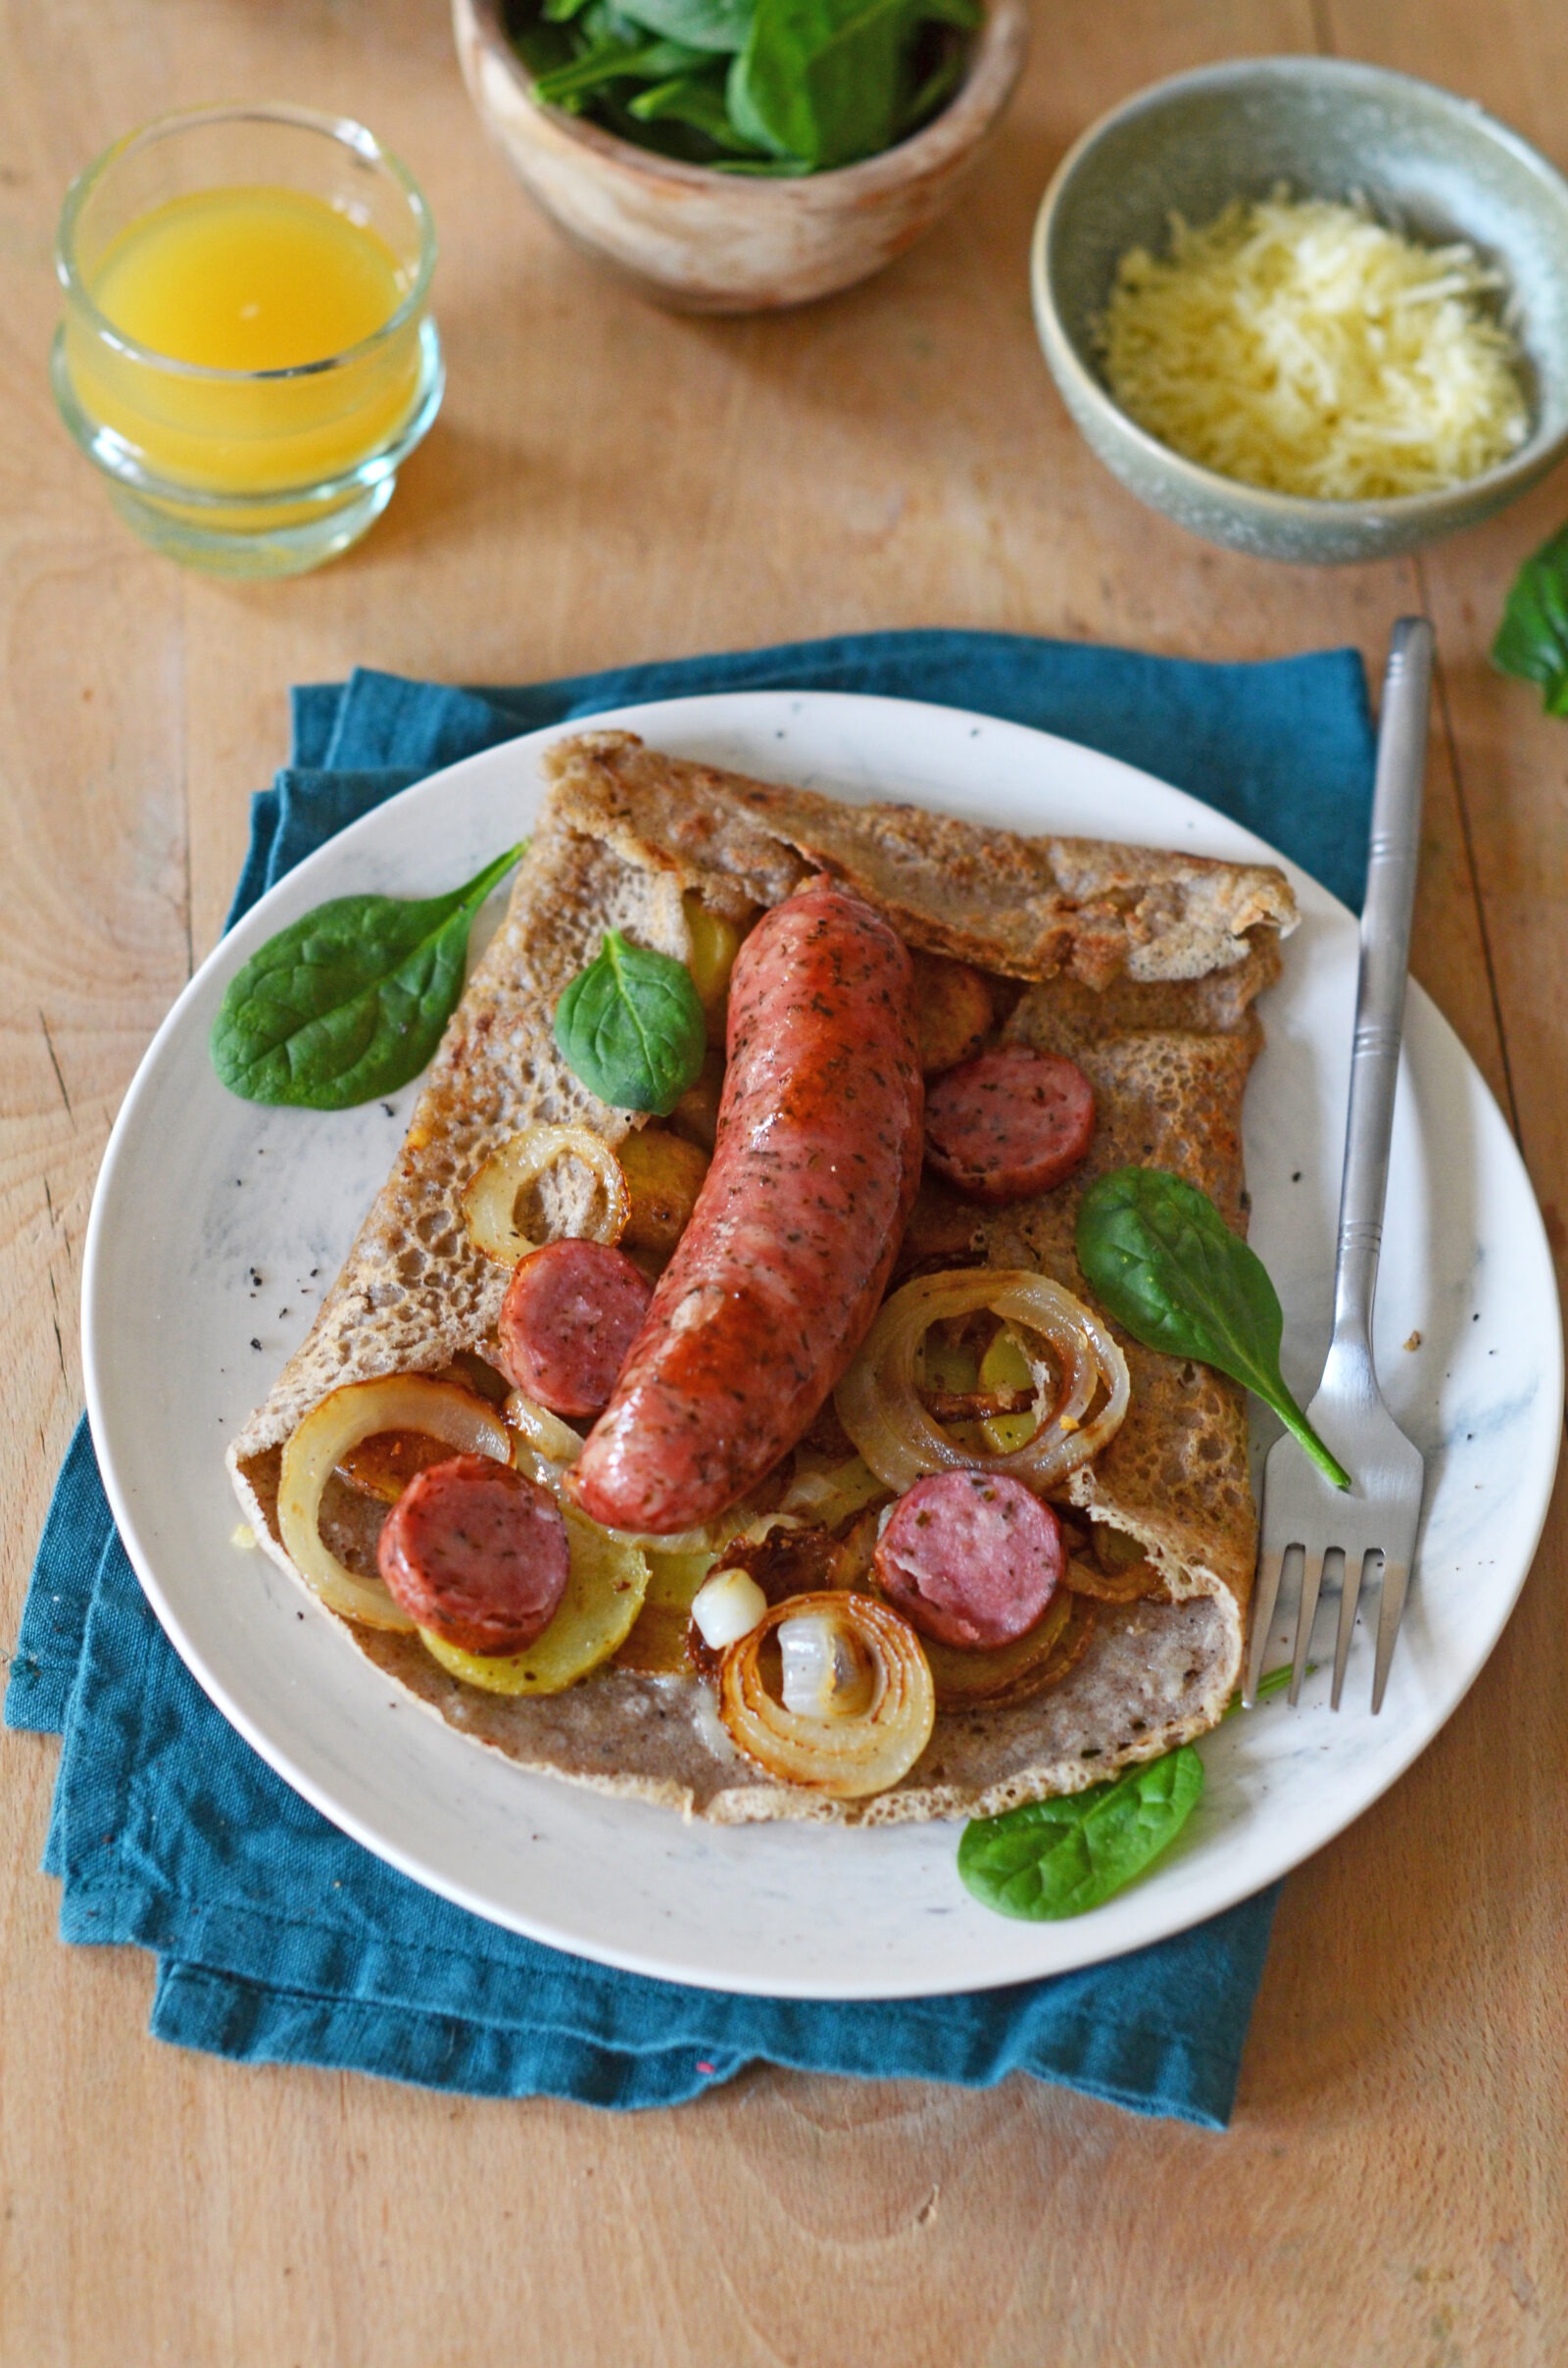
1063 1554 1163 1604
718 1591 935 1799
918 1591 1072 1707
1038 1592 1098 1687
503 1387 587 1477
778 1608 877 1717
920 1593 1098 1708
277 1376 511 1631
462 1124 629 1265
780 1453 891 1531
835 1269 1130 1497
335 1428 459 1505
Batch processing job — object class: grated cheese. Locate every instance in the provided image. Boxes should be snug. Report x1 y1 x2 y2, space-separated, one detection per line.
1095 190 1529 501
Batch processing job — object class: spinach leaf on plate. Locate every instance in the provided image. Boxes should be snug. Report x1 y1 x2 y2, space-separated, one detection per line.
210 845 524 1111
1493 521 1568 715
1075 1165 1350 1490
958 1747 1204 1920
1223 1661 1298 1716
554 929 707 1115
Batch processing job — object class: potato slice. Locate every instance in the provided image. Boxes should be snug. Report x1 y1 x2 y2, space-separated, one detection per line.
910 948 994 1074
979 1326 1038 1454
620 1125 710 1257
667 1045 724 1152
683 891 759 1046
613 1545 715 1674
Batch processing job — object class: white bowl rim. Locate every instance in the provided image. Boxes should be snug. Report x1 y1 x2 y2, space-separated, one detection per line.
1030 51 1568 525
463 0 1029 198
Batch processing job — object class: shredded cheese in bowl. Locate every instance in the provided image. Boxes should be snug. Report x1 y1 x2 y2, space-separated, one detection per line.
1095 190 1530 501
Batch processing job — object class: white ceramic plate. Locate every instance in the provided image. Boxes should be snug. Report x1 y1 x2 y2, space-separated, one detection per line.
83 692 1562 1998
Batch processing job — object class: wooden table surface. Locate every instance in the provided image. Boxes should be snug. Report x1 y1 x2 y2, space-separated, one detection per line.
4 2 1565 2360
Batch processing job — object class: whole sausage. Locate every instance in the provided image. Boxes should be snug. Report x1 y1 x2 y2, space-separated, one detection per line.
497 1238 653 1418
874 1470 1062 1650
569 880 924 1535
923 1044 1095 1203
377 1455 569 1654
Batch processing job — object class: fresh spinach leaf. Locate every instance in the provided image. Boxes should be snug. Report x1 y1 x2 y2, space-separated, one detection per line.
510 0 971 168
728 0 913 167
512 14 580 72
629 66 767 148
555 930 707 1115
211 846 524 1111
727 0 977 165
1076 1166 1351 1490
958 1747 1204 1920
1493 521 1568 715
614 0 754 52
534 30 707 103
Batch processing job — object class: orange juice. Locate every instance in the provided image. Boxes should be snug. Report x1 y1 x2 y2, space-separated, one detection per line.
91 186 409 372
55 105 441 574
65 185 426 495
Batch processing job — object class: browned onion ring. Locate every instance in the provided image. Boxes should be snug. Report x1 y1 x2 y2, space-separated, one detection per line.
718 1591 935 1799
835 1269 1129 1497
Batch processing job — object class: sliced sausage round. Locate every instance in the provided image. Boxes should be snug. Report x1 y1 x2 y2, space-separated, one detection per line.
498 1239 654 1418
377 1455 570 1654
923 1044 1095 1203
874 1469 1062 1650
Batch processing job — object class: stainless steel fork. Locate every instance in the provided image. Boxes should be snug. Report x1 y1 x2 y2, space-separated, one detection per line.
1245 617 1432 1715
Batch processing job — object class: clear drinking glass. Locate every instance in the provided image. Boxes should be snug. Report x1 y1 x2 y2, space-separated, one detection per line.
52 104 443 577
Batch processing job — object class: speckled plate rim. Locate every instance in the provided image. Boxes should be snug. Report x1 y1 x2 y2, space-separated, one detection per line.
81 690 1563 1998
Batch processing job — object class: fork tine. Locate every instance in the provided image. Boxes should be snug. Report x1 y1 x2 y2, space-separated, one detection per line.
1245 1542 1290 1704
1371 1557 1411 1712
1289 1549 1333 1704
1331 1547 1375 1709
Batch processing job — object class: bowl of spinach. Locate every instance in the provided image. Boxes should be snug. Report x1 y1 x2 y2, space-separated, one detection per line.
453 0 1029 312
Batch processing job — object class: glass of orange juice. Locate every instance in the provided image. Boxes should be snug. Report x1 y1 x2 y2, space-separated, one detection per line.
53 104 442 577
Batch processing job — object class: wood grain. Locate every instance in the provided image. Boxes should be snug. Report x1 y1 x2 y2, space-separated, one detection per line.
1 1 1563 2362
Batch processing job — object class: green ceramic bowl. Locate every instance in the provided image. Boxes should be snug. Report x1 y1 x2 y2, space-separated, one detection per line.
1031 58 1568 564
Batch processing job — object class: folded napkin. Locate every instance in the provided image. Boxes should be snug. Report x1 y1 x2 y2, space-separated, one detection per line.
6 629 1376 2127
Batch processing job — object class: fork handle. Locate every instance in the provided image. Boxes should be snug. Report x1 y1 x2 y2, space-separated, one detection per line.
1331 617 1433 1352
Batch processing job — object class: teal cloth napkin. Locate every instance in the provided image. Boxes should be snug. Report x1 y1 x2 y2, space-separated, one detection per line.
5 629 1376 2126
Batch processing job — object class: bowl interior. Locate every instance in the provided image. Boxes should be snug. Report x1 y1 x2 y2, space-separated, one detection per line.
1045 61 1568 460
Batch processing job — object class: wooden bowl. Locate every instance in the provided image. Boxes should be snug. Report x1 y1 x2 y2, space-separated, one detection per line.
452 0 1029 315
